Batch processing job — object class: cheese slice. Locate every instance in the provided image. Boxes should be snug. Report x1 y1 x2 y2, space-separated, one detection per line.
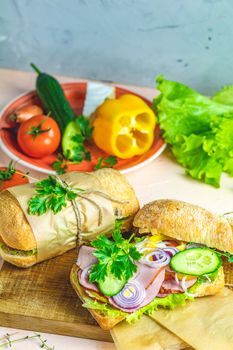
150 288 233 350
82 82 115 116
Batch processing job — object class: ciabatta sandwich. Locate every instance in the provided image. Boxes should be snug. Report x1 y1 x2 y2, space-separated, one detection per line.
0 169 139 267
70 200 232 330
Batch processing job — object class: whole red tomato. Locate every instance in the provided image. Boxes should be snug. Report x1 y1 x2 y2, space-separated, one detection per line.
0 166 29 191
17 115 61 158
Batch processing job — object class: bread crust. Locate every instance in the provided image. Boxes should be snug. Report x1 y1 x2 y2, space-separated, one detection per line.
0 169 139 266
133 199 233 254
0 244 37 268
0 191 36 250
194 266 224 297
70 264 125 330
70 263 224 330
94 168 139 219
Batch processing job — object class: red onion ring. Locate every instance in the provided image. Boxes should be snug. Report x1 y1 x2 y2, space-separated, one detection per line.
181 276 188 292
112 280 146 309
138 247 155 254
174 273 197 295
156 240 178 248
174 272 180 285
140 249 170 268
163 247 179 257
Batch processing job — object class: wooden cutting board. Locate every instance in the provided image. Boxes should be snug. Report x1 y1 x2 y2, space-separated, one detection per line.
0 248 112 342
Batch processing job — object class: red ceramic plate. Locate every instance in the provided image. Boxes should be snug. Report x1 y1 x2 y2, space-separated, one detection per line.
0 82 166 174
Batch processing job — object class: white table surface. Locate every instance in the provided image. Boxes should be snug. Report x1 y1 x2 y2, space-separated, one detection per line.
0 68 232 350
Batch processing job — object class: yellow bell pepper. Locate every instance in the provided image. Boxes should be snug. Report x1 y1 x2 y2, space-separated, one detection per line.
92 94 156 159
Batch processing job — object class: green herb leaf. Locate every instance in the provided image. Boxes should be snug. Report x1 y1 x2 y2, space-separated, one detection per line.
52 153 68 175
28 196 47 215
92 235 114 249
89 263 108 282
0 161 16 183
94 156 118 170
28 175 79 215
216 250 233 263
89 221 142 284
76 115 94 140
112 220 124 243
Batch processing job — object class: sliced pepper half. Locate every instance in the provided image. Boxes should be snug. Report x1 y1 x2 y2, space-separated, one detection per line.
92 94 156 159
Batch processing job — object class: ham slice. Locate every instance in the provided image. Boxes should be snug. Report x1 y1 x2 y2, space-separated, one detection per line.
134 262 162 289
160 277 197 294
77 246 162 291
78 265 99 292
76 245 97 270
109 268 166 312
76 246 99 291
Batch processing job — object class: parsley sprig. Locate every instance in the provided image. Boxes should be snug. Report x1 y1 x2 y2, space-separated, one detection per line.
89 221 142 283
52 153 68 174
94 156 117 170
76 114 93 140
0 161 16 183
28 176 80 215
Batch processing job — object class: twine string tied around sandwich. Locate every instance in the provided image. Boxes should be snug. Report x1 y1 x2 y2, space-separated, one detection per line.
58 176 128 244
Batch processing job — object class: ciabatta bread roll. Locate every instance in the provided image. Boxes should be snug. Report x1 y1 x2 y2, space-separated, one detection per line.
133 199 233 254
0 169 139 267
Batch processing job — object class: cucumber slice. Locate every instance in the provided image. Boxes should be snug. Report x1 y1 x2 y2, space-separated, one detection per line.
98 273 126 297
170 248 222 276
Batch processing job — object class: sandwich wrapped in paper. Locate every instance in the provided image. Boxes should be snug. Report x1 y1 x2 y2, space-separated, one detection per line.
70 199 233 330
0 169 139 267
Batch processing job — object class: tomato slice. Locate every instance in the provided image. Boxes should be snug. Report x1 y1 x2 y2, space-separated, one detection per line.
0 167 29 191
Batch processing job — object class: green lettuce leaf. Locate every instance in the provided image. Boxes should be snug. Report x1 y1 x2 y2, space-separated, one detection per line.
126 293 193 323
82 293 193 323
82 298 127 318
154 76 233 187
82 270 220 323
0 243 37 257
172 134 223 188
212 86 233 105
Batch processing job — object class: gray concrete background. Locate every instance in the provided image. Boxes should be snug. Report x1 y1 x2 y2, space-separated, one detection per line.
0 0 233 94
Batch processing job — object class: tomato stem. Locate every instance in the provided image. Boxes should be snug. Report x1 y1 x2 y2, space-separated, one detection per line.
27 118 51 140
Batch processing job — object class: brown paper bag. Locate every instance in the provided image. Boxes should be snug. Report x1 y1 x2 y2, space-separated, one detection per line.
150 288 233 350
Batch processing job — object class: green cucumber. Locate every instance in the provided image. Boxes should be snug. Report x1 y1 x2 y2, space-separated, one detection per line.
62 120 83 161
170 248 222 276
31 63 75 133
98 273 125 297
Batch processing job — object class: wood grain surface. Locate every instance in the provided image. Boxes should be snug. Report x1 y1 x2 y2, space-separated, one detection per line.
0 248 112 342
